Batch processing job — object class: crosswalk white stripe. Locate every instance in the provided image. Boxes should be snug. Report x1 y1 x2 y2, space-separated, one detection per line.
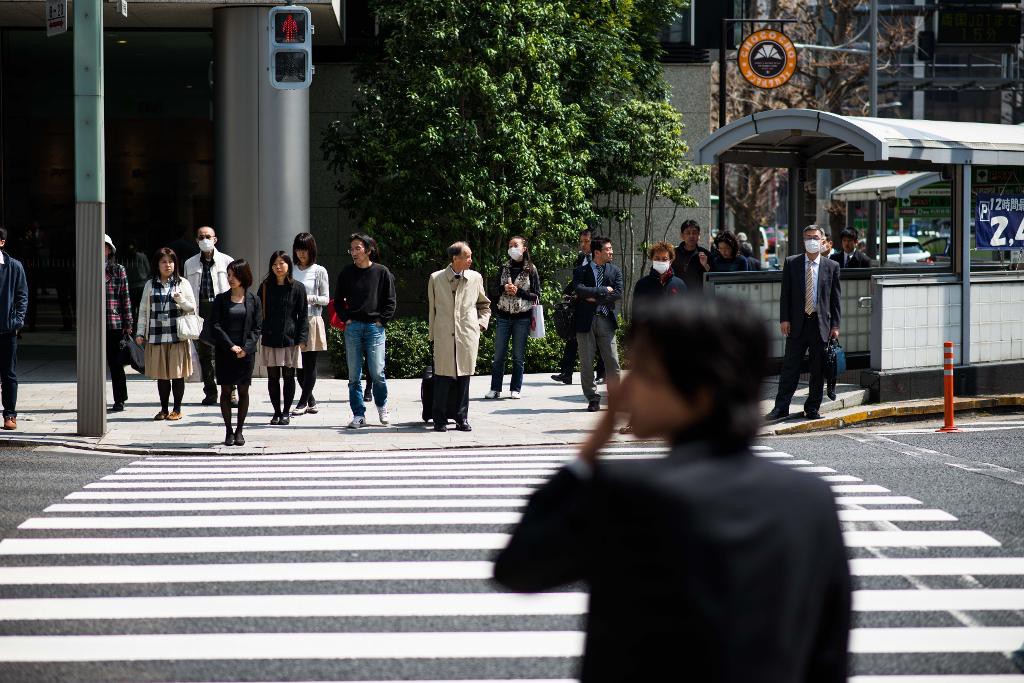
128 454 665 466
822 476 864 482
0 631 587 661
837 510 956 522
853 589 1024 612
102 470 559 481
21 512 524 529
777 460 814 465
27 509 958 527
84 479 551 489
67 487 540 499
851 676 1024 682
835 496 922 506
46 496 928 512
28 506 959 528
0 561 497 585
756 452 792 458
849 627 1024 653
842 531 1000 548
3 588 1019 619
46 500 531 512
0 593 589 620
850 557 1024 576
0 534 513 555
139 446 667 460
794 466 837 473
119 462 569 472
831 485 890 493
0 627 1019 661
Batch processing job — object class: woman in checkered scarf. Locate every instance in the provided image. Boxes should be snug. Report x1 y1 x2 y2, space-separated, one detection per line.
135 247 197 421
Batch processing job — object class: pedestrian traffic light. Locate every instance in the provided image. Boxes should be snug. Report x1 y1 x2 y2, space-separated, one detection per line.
268 5 314 90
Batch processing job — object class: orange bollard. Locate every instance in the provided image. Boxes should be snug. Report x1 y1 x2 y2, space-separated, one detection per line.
937 341 960 433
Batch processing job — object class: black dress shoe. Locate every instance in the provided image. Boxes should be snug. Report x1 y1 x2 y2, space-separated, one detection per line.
110 402 125 413
280 415 291 426
233 431 245 446
270 415 282 425
804 410 822 420
455 422 473 432
587 400 601 412
224 432 235 446
765 408 790 421
433 423 448 432
550 373 570 384
201 396 218 406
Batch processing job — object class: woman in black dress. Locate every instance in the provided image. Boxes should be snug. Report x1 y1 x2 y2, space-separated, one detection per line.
208 259 262 446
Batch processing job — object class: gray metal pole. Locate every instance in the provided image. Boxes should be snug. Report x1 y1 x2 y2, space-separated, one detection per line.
960 164 972 365
74 0 106 436
214 6 309 274
869 0 878 117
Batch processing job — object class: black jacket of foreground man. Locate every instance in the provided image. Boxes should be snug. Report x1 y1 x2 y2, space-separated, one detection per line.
493 442 851 683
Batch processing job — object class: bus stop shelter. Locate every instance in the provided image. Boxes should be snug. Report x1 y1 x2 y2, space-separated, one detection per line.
695 109 1024 399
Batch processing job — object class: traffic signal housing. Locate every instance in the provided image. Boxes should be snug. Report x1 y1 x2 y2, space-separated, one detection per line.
268 5 314 90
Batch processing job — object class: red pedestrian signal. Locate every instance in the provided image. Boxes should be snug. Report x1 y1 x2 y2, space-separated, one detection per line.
274 12 305 43
269 5 314 90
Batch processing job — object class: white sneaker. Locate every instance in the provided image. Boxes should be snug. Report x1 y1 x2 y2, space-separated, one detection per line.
485 390 500 399
347 416 366 429
510 391 521 399
377 404 390 425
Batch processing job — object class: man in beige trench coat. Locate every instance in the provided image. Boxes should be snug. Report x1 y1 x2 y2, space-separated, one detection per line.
428 242 491 432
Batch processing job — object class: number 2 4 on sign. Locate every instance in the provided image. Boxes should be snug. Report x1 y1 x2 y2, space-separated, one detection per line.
988 215 1024 247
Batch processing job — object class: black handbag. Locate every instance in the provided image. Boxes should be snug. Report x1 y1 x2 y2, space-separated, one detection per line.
553 294 576 341
824 338 846 381
120 336 146 374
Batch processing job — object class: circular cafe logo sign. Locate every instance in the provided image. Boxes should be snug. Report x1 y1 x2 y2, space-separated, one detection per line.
738 30 797 89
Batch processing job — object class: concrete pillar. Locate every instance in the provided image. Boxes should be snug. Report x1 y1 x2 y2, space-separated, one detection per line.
214 6 310 275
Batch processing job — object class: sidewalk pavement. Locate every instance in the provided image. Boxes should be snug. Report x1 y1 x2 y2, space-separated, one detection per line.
0 360 868 455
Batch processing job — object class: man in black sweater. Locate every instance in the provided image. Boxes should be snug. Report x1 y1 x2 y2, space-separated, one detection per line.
671 219 713 290
334 233 397 429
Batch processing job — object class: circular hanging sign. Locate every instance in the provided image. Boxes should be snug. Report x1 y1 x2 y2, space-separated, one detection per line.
738 29 798 89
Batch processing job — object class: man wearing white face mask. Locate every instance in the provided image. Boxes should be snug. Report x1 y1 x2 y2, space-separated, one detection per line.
766 225 841 421
184 226 234 405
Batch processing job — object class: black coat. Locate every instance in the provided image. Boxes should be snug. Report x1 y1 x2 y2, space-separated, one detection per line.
830 250 871 269
780 254 841 343
571 261 623 333
493 443 851 683
259 280 309 348
206 290 262 356
671 243 712 290
631 270 686 305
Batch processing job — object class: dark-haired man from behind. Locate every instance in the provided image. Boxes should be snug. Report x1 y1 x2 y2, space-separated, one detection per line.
832 228 870 269
494 296 851 683
0 227 28 430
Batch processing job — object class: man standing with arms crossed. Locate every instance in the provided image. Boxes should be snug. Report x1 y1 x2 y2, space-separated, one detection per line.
184 226 233 406
766 225 841 421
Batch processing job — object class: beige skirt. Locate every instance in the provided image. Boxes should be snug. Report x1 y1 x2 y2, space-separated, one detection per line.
301 315 328 352
145 341 193 380
260 344 303 369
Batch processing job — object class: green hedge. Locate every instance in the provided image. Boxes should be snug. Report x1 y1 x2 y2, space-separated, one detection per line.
328 314 625 379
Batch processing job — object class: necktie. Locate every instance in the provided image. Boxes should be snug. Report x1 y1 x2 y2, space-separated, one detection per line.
595 265 608 316
804 262 814 315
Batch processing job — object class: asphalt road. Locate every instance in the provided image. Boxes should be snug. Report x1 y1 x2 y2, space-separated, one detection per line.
0 414 1020 682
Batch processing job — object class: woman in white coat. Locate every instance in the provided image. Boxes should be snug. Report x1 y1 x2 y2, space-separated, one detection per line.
291 232 330 415
135 247 197 421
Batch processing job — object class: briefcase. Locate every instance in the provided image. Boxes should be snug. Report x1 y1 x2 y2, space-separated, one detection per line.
552 295 576 341
420 364 461 423
825 339 846 380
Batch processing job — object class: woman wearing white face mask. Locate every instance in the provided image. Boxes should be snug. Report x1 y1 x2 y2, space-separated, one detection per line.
621 241 687 434
486 236 540 400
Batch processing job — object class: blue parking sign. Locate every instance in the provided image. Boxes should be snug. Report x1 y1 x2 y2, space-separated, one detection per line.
976 194 1024 250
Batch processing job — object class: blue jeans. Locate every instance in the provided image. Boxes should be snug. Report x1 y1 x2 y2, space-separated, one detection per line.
490 316 530 392
345 320 387 417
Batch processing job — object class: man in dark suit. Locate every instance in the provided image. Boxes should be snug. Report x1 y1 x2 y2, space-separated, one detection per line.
494 297 851 682
571 236 622 412
552 228 604 385
831 227 871 269
767 225 842 421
